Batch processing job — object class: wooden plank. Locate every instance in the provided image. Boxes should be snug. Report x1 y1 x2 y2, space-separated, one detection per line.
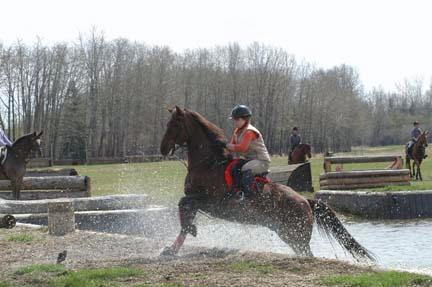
324 155 402 164
27 158 52 168
320 169 409 180
320 175 410 185
320 181 410 190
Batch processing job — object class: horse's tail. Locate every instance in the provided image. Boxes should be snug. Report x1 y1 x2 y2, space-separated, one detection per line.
307 199 376 262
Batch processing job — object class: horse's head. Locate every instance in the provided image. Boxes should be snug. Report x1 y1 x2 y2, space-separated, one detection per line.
12 131 43 158
302 144 312 159
419 131 429 147
161 106 189 156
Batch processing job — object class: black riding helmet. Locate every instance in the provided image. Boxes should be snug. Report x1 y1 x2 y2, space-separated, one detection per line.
230 105 252 119
414 121 419 126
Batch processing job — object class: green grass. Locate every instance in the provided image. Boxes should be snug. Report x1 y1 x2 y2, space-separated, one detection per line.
0 283 13 287
227 260 277 274
51 267 143 287
7 232 35 243
319 270 432 287
41 145 432 203
12 265 143 287
14 263 66 275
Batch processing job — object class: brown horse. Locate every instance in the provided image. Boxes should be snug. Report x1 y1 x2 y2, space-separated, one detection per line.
406 130 428 180
0 132 43 200
288 143 312 164
160 106 374 261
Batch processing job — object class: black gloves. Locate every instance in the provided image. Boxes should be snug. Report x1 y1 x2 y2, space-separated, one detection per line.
213 139 227 149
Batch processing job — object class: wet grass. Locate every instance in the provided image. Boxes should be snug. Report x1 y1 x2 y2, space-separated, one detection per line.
14 263 65 275
227 260 277 274
7 232 35 243
45 145 432 203
319 270 432 287
9 265 144 287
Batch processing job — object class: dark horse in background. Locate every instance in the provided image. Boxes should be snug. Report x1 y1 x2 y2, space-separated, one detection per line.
0 132 43 200
160 106 374 261
406 130 428 180
288 143 312 165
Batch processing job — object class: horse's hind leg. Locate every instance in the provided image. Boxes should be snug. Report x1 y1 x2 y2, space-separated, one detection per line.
276 227 313 257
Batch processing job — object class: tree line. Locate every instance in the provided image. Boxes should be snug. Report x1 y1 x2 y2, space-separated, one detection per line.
0 33 431 159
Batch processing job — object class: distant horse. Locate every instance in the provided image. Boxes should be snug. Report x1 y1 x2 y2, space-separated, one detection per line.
406 131 428 180
160 106 374 261
288 144 312 165
0 132 43 200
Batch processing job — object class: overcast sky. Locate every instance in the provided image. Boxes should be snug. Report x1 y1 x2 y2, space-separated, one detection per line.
0 0 431 92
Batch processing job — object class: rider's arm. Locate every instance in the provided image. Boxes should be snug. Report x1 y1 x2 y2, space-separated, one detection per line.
227 130 257 153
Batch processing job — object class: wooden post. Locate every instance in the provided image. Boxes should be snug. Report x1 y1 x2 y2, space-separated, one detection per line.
48 201 75 236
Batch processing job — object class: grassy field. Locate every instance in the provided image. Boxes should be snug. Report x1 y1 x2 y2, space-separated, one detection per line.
49 145 432 204
1 261 431 287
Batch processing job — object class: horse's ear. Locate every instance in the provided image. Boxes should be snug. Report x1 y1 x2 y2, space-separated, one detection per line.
37 131 43 138
168 108 173 114
33 131 37 136
175 105 184 116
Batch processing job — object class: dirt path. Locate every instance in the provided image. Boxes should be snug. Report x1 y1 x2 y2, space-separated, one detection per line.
0 225 377 286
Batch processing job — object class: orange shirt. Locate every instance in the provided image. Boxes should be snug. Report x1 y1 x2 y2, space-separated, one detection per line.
230 129 258 153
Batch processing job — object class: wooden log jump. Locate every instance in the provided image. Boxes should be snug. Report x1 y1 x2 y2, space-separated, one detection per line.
0 176 91 200
26 168 78 177
27 158 53 168
320 169 410 190
323 155 403 172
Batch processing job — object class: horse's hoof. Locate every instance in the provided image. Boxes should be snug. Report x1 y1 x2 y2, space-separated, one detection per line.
160 246 177 257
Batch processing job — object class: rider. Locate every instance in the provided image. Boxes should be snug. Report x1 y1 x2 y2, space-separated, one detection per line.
224 105 271 198
288 127 301 162
0 128 12 148
407 121 422 158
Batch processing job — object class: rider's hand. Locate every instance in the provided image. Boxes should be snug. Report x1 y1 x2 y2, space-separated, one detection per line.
226 143 235 151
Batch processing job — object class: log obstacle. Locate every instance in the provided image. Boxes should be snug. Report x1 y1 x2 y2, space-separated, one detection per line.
26 168 78 177
0 214 16 228
0 176 91 200
320 169 410 190
323 155 403 172
269 162 314 192
316 190 432 219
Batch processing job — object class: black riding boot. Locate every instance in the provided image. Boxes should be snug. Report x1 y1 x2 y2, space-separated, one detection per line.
240 170 255 199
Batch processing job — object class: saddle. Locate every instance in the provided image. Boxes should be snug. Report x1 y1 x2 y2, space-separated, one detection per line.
224 159 271 197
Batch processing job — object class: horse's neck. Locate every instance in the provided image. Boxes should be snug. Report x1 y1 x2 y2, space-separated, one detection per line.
186 127 224 171
11 142 31 159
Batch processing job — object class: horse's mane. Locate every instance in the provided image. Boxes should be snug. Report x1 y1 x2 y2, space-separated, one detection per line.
186 110 227 157
187 110 226 142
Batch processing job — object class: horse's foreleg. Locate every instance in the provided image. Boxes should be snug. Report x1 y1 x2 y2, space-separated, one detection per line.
406 157 412 178
161 196 198 256
417 163 422 181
